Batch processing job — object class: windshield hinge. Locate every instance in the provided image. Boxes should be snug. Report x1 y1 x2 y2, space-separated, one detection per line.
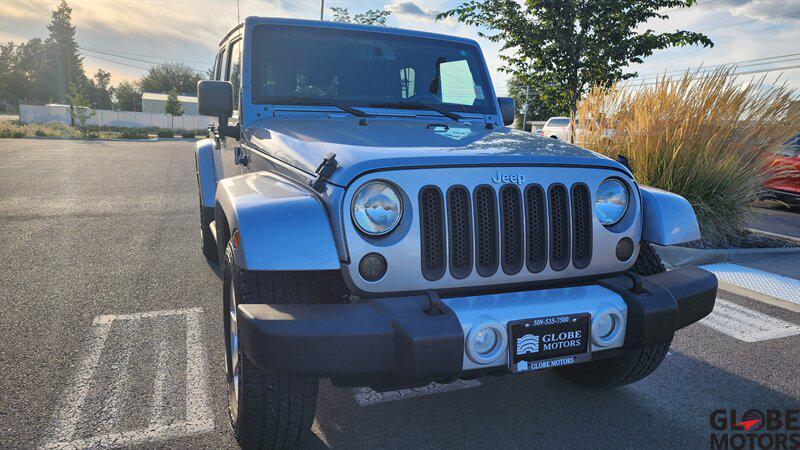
310 153 338 192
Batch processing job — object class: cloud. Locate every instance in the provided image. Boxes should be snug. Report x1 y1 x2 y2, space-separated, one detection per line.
713 0 800 21
386 1 440 20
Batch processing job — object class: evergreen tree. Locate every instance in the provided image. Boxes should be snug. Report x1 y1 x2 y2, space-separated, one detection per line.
114 80 141 111
164 89 184 116
46 1 89 103
91 69 113 110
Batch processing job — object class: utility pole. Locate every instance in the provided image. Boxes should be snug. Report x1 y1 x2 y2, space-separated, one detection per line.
522 84 530 131
320 0 324 20
236 0 240 22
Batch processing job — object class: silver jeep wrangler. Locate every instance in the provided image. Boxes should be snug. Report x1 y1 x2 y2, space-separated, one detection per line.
195 17 717 448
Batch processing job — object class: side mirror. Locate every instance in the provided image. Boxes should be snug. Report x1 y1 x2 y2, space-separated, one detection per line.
498 97 515 126
198 80 233 122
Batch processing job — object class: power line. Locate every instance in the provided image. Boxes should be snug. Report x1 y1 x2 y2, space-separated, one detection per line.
631 56 800 82
663 0 721 14
80 48 208 73
704 11 800 31
633 53 800 79
619 64 800 88
81 53 152 71
79 46 212 65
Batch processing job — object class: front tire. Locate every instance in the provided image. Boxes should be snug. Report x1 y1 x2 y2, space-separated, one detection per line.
223 244 318 449
557 242 672 387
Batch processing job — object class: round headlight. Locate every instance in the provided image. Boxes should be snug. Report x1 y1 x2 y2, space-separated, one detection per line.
595 179 629 226
352 181 403 236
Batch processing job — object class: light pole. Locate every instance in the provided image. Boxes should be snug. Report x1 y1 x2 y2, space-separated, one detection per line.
320 0 324 20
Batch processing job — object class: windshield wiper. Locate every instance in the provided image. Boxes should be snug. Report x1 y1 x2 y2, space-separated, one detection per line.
277 98 370 118
368 101 462 122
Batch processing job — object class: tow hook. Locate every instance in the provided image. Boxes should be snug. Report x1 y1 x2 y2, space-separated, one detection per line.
425 290 444 315
621 271 645 294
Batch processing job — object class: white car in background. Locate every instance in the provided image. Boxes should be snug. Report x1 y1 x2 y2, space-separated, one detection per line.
541 116 572 140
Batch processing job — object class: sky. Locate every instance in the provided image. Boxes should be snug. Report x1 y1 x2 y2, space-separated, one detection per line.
1 0 798 95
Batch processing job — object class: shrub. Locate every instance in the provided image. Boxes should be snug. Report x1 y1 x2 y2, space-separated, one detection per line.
34 129 47 137
576 68 798 246
156 129 174 138
120 129 149 139
180 130 195 138
12 131 25 138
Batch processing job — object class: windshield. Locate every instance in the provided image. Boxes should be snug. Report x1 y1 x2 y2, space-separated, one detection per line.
251 25 496 114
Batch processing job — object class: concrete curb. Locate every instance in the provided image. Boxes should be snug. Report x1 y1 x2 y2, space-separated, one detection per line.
653 244 800 269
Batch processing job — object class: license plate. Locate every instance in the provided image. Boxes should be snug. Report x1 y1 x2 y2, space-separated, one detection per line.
508 313 591 373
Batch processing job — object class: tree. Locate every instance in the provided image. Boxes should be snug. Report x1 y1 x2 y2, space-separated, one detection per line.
439 0 713 116
114 80 140 111
46 1 90 103
91 69 113 110
330 7 391 26
139 62 202 95
164 88 184 116
507 73 566 128
66 82 95 131
0 39 52 104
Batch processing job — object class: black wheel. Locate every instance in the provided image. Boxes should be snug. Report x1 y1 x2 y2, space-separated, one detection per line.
557 242 672 387
223 244 319 449
200 205 216 260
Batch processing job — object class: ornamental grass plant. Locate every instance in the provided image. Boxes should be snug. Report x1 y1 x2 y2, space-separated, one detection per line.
576 68 799 246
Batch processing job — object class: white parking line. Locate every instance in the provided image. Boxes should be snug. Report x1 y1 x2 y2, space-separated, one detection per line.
43 307 213 449
702 263 800 313
700 298 800 343
353 379 482 407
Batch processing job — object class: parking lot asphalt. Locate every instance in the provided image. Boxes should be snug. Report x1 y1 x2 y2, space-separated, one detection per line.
749 203 800 240
1 138 799 449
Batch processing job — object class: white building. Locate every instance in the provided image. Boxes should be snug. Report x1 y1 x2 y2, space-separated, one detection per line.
141 92 200 116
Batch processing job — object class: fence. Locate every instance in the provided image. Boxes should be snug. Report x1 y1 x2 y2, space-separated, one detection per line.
19 104 216 130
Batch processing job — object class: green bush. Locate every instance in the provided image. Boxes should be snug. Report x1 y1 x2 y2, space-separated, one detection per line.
180 130 196 138
0 129 12 138
577 68 799 246
156 129 174 138
119 129 149 139
12 131 25 138
34 129 47 137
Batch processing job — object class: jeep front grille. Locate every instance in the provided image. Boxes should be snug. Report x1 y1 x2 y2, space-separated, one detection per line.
420 183 593 280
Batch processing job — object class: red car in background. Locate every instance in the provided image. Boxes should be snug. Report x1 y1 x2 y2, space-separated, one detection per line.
765 134 800 204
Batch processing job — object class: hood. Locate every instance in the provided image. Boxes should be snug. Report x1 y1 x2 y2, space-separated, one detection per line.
245 116 628 187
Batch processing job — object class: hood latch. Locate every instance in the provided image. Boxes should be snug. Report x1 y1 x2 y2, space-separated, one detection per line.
310 153 338 192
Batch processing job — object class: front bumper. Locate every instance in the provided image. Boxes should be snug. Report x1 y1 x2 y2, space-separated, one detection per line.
237 266 716 388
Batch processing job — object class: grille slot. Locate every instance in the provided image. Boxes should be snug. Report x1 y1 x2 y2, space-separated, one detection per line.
499 185 523 275
548 184 570 271
419 186 446 281
571 184 592 269
525 185 547 273
447 186 472 279
473 185 498 277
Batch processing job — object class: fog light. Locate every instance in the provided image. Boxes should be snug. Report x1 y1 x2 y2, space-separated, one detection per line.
466 322 506 365
473 328 499 355
592 311 622 347
616 238 634 261
359 253 387 282
595 314 615 338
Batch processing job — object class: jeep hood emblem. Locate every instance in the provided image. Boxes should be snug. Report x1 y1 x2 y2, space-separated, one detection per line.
492 171 525 185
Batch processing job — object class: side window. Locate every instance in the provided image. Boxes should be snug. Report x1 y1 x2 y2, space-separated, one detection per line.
440 60 476 106
215 49 226 80
226 39 242 113
400 68 415 99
